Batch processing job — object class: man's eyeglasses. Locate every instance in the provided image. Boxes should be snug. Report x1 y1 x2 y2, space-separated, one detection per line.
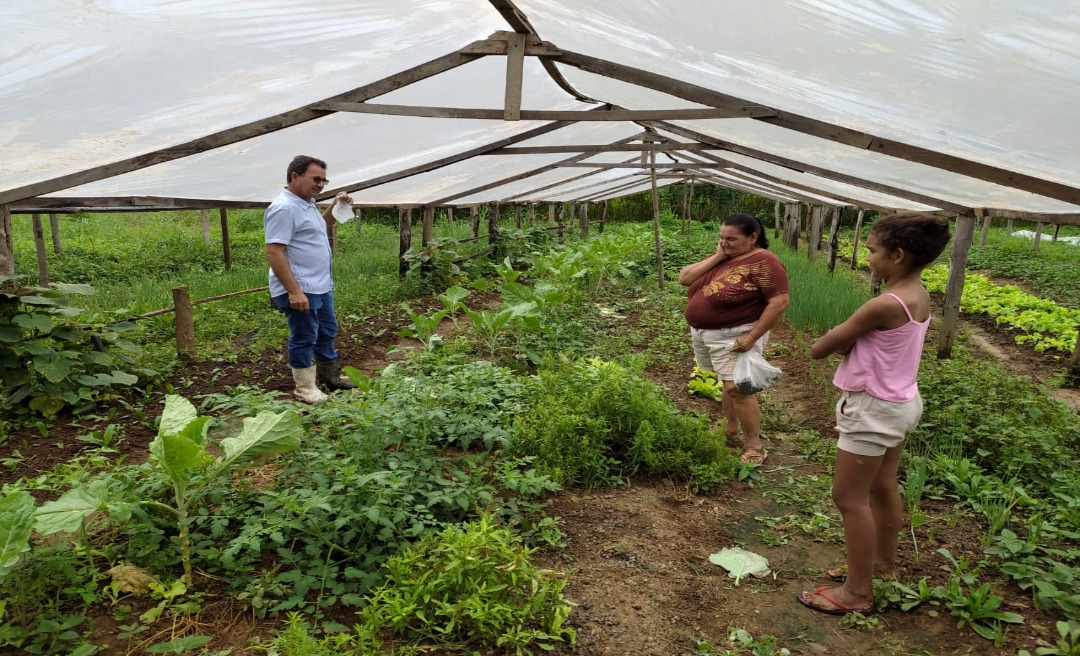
302 175 329 185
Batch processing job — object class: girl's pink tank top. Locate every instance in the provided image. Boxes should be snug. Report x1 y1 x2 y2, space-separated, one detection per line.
833 293 929 402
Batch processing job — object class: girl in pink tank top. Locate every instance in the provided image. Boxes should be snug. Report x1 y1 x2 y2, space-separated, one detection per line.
797 213 951 617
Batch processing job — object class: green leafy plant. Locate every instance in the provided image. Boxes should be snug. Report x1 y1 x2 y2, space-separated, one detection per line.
933 575 1024 642
352 514 575 654
1018 620 1080 656
0 279 157 418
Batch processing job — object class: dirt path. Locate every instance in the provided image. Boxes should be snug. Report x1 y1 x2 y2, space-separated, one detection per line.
537 322 1056 656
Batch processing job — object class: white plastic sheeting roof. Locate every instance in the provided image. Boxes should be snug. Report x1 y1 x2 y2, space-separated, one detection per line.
2 0 1078 215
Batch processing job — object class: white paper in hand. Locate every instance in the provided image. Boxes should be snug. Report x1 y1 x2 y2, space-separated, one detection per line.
332 199 355 223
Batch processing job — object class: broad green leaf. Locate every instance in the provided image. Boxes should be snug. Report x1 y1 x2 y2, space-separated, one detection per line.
0 491 35 580
158 395 199 437
33 355 71 383
113 339 142 354
150 433 212 485
219 410 301 469
107 370 138 385
24 343 53 355
28 394 65 417
79 351 115 367
13 313 54 333
0 324 21 342
19 295 62 307
50 283 95 296
34 484 106 535
146 635 212 653
50 326 83 341
438 285 470 308
177 416 211 447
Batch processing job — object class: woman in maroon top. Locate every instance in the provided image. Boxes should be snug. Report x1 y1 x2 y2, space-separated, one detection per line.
680 214 790 464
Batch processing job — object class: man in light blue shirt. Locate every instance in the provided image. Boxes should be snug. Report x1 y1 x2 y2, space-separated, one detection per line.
265 155 356 403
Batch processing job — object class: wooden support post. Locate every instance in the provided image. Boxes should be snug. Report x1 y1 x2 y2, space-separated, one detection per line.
807 205 825 260
398 207 412 278
580 202 588 238
49 213 61 255
1068 331 1080 384
851 208 865 269
528 203 536 227
1033 222 1044 252
1052 223 1061 242
421 205 434 276
354 207 362 235
31 213 49 286
567 203 576 238
0 205 12 276
599 200 608 234
514 204 522 229
470 206 480 240
556 204 565 243
547 203 555 227
774 200 781 239
422 205 434 246
937 215 976 359
219 208 232 271
446 206 454 224
489 203 500 260
826 206 842 273
200 209 211 244
688 177 696 223
173 286 196 359
1005 217 1013 235
782 203 797 251
503 32 525 121
682 184 691 234
978 210 991 246
650 150 665 288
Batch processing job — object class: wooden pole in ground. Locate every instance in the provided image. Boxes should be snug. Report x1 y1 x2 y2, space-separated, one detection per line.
398 207 411 278
688 177 696 224
49 213 61 255
807 205 825 260
528 203 536 227
547 203 555 228
200 209 211 244
489 203 500 260
219 208 232 271
353 207 362 235
556 204 565 243
470 207 480 240
173 286 196 358
826 206 842 273
1005 217 1013 235
850 208 865 269
650 150 665 288
446 206 454 225
783 203 799 251
1033 222 1044 252
1052 223 1061 242
0 205 13 276
682 184 690 234
599 200 608 234
421 205 434 276
774 200 781 239
978 211 992 246
567 203 576 238
937 214 976 359
31 213 49 286
580 202 588 238
1067 331 1080 384
514 204 522 229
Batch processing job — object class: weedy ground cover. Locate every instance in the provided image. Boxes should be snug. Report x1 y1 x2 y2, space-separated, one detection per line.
967 227 1080 309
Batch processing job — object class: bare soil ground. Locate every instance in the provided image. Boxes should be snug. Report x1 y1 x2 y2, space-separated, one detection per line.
1 299 1071 655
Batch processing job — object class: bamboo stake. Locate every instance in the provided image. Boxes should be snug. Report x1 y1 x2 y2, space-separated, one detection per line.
173 286 196 358
219 208 231 271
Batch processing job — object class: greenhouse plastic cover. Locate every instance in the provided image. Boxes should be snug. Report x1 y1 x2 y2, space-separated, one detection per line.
1 0 1078 214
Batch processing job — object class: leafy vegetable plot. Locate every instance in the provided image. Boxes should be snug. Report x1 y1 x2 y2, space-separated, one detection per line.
922 266 1080 352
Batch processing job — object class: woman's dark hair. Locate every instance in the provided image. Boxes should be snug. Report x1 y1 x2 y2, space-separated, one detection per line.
286 155 327 184
870 212 951 268
722 213 769 249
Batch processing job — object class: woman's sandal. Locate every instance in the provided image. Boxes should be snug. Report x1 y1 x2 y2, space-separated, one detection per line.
739 448 768 465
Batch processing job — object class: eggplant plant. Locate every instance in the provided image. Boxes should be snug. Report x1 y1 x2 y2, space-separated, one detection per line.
3 395 301 588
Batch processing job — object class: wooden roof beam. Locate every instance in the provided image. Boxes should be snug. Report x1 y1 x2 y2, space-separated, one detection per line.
309 103 773 121
548 49 1080 205
497 157 640 202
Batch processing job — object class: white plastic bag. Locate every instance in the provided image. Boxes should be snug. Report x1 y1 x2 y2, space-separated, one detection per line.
733 350 782 395
331 198 355 223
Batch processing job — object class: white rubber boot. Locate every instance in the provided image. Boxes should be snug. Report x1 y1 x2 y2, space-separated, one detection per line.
291 365 329 404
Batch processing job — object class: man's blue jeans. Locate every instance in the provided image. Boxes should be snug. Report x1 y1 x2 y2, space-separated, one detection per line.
271 291 339 368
